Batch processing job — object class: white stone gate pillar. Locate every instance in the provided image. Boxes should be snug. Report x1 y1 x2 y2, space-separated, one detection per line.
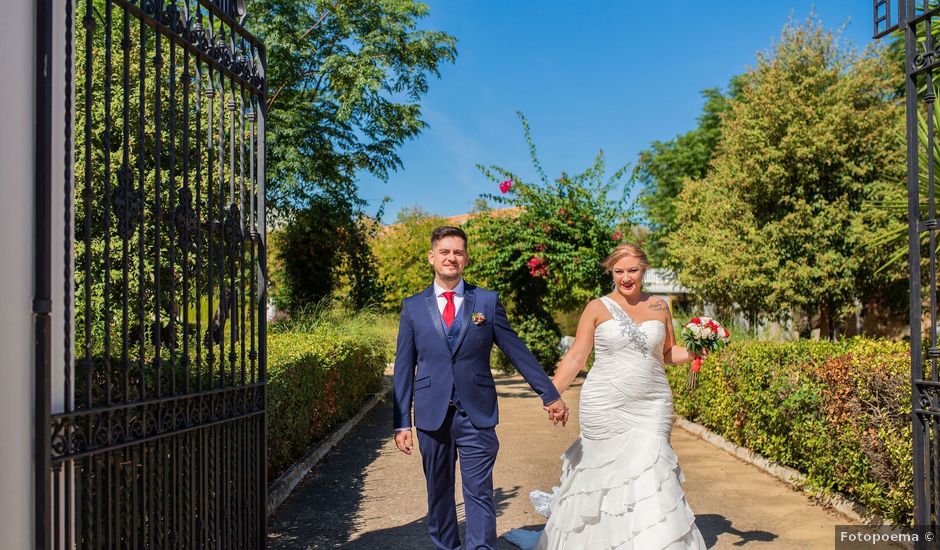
0 0 38 548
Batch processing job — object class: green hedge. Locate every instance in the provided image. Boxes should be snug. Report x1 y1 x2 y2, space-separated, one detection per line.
266 325 388 480
668 338 913 524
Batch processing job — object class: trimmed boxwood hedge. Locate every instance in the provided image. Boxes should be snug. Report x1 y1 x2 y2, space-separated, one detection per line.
266 327 387 480
668 338 913 524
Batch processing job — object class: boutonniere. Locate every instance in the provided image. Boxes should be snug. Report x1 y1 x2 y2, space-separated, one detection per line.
471 312 486 325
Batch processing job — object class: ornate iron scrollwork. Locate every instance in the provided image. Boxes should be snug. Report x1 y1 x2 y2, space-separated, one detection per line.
112 164 141 239
173 185 198 250
224 204 243 258
51 0 267 545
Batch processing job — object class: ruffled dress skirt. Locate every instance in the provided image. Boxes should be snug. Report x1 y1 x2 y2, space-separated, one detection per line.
538 429 704 549
505 297 705 549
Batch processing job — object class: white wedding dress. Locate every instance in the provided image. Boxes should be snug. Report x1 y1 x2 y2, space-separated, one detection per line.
506 296 706 549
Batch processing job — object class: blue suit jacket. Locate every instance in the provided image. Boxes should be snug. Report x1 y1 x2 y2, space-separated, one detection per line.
393 283 561 431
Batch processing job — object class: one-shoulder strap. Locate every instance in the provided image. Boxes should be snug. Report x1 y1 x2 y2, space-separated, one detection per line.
599 295 617 313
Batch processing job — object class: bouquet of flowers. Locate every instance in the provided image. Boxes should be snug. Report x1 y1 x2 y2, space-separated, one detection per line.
681 316 730 389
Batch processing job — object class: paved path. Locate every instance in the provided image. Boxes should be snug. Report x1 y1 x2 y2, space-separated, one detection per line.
268 374 872 549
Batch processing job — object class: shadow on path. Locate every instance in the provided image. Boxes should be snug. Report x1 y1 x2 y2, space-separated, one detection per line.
696 514 778 547
268 395 522 549
268 396 391 549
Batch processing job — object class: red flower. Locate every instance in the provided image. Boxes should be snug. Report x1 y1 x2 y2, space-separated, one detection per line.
558 207 567 216
691 317 701 324
528 256 548 277
535 243 546 252
611 231 623 241
499 180 513 193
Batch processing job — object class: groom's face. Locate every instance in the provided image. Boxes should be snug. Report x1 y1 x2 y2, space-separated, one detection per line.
429 236 468 282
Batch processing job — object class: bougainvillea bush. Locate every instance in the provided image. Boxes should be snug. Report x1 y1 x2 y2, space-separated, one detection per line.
465 113 634 372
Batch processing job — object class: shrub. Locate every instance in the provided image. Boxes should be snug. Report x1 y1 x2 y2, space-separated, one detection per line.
265 308 392 480
668 338 912 524
270 198 383 314
370 207 447 311
493 314 563 373
466 112 632 372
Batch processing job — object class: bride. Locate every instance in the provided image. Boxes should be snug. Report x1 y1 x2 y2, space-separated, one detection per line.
506 243 706 549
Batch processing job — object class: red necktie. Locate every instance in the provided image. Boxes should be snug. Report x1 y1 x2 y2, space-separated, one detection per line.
442 291 456 328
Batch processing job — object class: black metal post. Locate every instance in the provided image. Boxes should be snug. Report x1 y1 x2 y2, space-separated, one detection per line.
34 0 54 547
901 0 930 532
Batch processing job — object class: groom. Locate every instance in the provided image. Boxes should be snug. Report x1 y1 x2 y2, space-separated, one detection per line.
393 226 568 550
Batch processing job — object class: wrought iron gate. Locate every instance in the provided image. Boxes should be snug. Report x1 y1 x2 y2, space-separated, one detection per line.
876 0 940 536
37 0 267 547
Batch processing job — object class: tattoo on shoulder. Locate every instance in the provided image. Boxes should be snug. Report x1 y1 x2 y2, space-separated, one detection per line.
647 299 668 312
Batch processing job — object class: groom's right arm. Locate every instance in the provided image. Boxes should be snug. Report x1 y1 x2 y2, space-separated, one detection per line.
393 300 417 455
392 299 417 432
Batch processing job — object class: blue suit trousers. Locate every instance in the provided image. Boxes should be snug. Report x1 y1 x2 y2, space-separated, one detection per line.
417 405 499 550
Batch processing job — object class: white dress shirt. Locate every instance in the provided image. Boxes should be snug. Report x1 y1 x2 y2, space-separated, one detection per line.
433 279 465 319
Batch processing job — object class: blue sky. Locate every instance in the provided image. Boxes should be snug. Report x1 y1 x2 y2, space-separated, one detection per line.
357 1 878 222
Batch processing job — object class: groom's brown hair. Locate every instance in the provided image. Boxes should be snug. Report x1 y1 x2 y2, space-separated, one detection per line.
430 226 467 249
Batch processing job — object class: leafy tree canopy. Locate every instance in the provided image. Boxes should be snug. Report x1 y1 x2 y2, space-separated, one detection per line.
250 0 457 218
633 80 740 264
665 16 904 337
250 0 456 311
370 206 447 311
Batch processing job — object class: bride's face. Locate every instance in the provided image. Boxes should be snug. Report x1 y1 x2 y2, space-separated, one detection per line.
611 256 644 298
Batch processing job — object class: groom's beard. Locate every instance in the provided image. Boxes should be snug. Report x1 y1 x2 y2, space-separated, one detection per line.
435 268 463 286
437 272 461 285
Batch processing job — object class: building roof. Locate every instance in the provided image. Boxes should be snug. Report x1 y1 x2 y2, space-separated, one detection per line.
645 268 689 295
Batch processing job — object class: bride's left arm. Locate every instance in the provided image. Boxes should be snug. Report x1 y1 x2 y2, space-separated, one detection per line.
662 306 694 365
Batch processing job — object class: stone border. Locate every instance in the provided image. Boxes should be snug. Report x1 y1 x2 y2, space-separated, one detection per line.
674 416 892 526
266 381 391 517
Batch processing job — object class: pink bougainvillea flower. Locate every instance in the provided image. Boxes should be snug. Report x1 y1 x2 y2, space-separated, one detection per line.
527 256 548 277
611 231 623 241
499 180 513 193
558 207 567 216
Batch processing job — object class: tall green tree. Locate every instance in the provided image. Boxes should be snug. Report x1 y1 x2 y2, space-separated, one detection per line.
249 0 457 217
866 24 940 278
666 16 905 338
633 81 740 264
248 0 457 309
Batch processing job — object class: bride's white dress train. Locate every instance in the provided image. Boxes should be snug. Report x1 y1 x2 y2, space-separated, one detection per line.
506 296 706 549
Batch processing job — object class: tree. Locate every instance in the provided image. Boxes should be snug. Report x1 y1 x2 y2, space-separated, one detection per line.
247 0 457 311
248 0 457 218
467 113 633 370
633 81 740 264
269 196 383 313
370 207 447 311
666 16 905 338
866 25 940 279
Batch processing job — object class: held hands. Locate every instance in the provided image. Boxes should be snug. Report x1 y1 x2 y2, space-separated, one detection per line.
544 398 569 427
394 429 414 455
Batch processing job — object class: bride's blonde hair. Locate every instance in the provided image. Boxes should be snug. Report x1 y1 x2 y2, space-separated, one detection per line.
601 243 650 272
